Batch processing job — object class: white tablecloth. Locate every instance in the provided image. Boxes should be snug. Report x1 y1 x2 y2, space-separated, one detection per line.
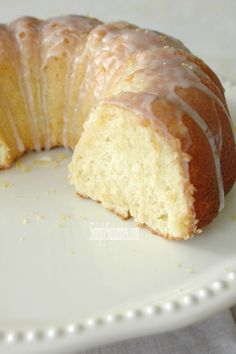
83 308 236 354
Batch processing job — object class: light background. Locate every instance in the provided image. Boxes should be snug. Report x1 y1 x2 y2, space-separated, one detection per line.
0 0 235 79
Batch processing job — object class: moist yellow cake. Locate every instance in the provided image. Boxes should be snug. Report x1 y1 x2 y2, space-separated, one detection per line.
0 15 235 240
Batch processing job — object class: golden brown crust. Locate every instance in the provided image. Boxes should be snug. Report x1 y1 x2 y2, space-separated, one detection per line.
182 112 220 228
77 192 89 199
181 52 236 202
175 62 236 228
216 103 236 196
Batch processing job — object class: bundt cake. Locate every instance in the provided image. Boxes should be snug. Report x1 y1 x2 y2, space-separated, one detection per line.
0 15 235 240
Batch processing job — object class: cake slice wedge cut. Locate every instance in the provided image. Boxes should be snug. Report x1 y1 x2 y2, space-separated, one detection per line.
69 98 199 240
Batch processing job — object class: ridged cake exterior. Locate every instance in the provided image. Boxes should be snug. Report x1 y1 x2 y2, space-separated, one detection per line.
0 15 235 239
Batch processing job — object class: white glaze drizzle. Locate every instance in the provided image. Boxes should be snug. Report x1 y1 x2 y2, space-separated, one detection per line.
10 17 41 151
39 35 51 150
86 24 187 100
40 15 101 148
0 24 25 152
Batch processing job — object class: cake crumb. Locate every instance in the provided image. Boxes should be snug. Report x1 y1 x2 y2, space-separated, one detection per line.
34 155 52 164
33 152 69 169
33 156 52 165
231 215 236 222
22 212 44 222
35 214 44 221
33 160 47 165
1 180 13 189
57 213 71 228
55 152 67 162
38 155 52 162
15 161 33 172
60 213 71 222
21 164 32 173
176 262 195 274
22 218 29 225
51 161 60 169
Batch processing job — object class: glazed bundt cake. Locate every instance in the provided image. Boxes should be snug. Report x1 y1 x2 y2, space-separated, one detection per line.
0 15 235 239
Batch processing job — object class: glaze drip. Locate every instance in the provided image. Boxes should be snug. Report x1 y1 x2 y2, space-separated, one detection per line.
40 15 101 148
